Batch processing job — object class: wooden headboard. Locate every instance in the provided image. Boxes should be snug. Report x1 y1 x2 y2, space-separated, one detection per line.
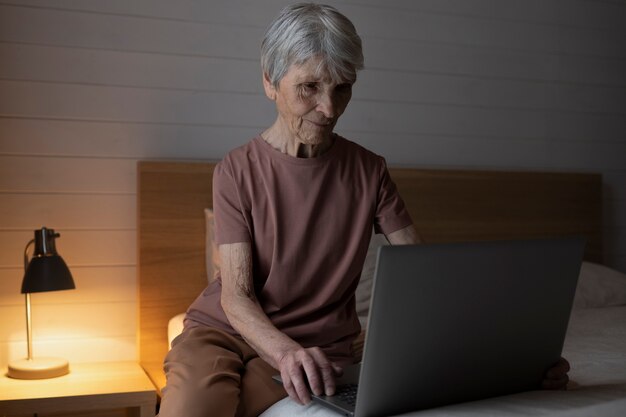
138 161 602 393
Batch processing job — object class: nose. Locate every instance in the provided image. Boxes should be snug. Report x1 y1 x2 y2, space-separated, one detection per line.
316 91 336 119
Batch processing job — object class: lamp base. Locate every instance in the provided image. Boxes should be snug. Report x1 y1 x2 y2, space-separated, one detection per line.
7 357 70 379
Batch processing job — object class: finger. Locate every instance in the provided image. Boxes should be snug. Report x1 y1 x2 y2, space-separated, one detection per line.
292 368 313 404
301 353 324 396
557 357 571 373
280 371 303 405
547 357 571 379
308 348 337 396
282 359 313 405
331 362 344 377
319 362 336 396
280 369 303 405
542 374 569 390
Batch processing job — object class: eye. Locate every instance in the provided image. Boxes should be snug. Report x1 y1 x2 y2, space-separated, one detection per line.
302 82 318 93
336 83 353 94
297 82 318 99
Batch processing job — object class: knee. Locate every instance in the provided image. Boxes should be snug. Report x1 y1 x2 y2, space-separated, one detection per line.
159 374 241 417
159 326 247 416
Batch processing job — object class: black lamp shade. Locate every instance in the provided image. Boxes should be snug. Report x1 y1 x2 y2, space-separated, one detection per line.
21 227 75 294
21 255 75 294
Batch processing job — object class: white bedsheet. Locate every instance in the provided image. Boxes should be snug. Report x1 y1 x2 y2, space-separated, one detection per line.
261 306 626 417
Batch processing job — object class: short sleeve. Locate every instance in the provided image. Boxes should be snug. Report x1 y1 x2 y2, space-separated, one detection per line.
212 161 251 244
373 159 413 235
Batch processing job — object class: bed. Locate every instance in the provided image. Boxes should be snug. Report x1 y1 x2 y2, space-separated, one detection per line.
138 161 626 416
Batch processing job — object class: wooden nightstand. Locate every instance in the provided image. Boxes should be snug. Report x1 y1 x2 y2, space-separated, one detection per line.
0 361 157 417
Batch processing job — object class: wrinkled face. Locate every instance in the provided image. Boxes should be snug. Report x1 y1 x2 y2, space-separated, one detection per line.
263 56 354 146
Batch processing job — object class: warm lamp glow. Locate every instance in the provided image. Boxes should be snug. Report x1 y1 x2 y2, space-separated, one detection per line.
8 227 76 380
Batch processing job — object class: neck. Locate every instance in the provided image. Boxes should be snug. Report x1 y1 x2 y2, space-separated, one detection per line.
262 123 333 158
296 142 331 158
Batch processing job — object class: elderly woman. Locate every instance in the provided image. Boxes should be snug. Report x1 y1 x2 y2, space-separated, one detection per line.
158 4 569 417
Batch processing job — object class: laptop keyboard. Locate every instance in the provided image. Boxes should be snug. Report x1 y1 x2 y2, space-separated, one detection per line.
335 384 359 406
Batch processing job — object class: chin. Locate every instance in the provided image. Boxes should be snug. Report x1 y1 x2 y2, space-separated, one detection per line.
298 129 333 146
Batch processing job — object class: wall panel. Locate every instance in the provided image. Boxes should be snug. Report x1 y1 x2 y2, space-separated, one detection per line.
0 266 136 306
0 230 136 267
0 4 263 59
2 0 624 30
0 43 264 94
0 118 254 159
0 194 136 230
0 155 136 194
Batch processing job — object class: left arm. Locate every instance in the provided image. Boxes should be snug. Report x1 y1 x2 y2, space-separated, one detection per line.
385 224 421 245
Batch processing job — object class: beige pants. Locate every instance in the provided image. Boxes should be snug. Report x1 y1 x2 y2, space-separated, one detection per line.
158 326 287 417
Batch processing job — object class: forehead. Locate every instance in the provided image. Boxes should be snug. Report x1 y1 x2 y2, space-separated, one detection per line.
288 58 329 81
285 56 351 84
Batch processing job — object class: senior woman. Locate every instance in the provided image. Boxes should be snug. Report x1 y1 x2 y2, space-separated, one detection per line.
158 4 569 417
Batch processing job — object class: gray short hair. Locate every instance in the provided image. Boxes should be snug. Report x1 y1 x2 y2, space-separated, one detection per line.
261 3 364 87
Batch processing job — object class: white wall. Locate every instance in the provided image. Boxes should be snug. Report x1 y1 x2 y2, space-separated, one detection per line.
1 0 625 367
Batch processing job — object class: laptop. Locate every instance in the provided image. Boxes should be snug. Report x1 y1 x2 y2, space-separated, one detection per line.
274 237 585 417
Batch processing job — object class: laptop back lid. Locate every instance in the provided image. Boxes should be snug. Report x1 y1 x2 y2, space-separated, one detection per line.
355 238 584 417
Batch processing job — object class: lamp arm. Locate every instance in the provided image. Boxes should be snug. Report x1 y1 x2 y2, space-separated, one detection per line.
23 239 34 271
23 239 35 361
25 293 32 360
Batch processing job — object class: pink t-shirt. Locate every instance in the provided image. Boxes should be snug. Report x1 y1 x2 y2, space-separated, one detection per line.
185 135 413 363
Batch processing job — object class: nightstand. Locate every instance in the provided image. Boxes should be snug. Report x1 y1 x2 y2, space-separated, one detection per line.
0 361 157 417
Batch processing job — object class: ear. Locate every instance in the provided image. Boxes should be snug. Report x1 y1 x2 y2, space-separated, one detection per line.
262 72 277 101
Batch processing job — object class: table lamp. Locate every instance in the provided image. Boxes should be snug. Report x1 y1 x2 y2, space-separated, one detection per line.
7 227 76 379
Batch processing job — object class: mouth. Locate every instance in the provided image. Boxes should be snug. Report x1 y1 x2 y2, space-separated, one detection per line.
305 119 334 128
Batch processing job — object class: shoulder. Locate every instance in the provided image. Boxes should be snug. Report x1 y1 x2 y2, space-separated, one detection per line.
220 137 261 165
334 135 387 171
215 137 263 180
337 135 384 160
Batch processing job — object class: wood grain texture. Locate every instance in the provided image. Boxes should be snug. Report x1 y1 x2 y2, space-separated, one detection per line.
138 161 215 391
0 361 156 417
138 161 602 393
392 168 602 261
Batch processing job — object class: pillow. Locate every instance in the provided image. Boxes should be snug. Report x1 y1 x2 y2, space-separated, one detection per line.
572 261 626 309
204 208 221 284
168 313 186 349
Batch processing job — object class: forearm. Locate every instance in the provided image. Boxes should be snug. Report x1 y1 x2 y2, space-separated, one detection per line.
219 242 299 369
219 242 340 404
222 290 299 369
386 223 421 245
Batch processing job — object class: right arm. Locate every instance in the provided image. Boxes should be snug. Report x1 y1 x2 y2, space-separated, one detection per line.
219 242 342 405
